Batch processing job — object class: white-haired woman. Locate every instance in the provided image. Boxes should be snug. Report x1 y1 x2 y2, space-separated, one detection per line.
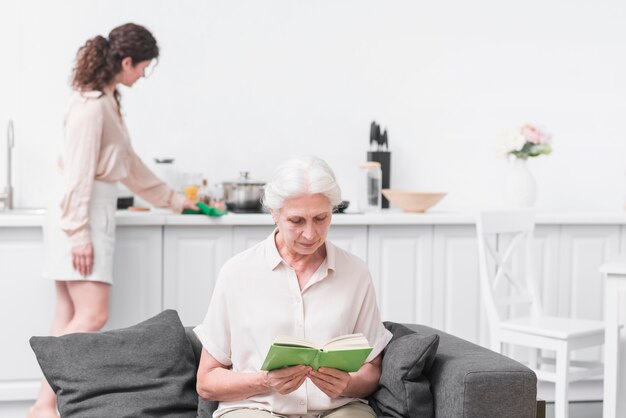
193 156 392 418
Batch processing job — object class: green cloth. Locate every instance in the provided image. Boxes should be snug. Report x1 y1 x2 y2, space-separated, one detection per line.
182 202 228 217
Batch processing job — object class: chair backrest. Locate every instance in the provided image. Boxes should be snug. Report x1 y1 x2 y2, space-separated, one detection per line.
476 210 543 330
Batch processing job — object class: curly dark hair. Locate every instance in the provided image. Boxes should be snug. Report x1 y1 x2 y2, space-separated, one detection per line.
72 23 159 109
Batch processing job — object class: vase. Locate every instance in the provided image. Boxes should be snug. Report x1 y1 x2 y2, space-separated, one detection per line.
503 158 537 208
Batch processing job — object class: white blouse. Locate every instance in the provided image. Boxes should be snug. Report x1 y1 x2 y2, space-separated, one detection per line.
194 231 392 418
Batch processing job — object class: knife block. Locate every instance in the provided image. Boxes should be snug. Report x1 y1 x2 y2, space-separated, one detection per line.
366 151 391 208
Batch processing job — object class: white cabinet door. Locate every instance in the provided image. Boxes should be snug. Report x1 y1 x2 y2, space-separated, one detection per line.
432 225 481 344
163 226 233 327
368 225 433 324
233 226 274 254
559 225 620 319
0 225 163 406
559 225 620 361
533 226 561 317
328 226 368 261
0 227 49 402
107 226 163 330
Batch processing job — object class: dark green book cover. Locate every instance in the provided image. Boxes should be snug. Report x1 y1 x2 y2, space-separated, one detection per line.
261 344 372 372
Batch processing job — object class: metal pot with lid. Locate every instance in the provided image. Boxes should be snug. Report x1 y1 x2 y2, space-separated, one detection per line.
222 171 266 213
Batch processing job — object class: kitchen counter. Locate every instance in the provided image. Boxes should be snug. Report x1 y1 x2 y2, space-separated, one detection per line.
1 208 626 227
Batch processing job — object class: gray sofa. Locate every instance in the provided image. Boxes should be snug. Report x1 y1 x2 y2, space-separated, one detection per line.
31 310 537 418
189 324 537 418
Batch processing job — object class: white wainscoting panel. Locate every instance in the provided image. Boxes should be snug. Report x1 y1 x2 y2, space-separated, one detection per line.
559 225 620 361
559 225 620 319
368 225 433 325
432 225 481 345
164 226 233 327
232 226 274 254
108 226 163 330
533 226 561 317
327 226 368 262
0 227 48 402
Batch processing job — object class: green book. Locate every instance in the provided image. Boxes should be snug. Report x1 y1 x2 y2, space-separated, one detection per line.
260 333 373 373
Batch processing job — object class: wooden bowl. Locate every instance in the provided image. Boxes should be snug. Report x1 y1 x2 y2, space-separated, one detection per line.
382 190 447 213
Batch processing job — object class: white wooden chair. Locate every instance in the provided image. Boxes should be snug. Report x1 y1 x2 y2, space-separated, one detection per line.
475 210 605 418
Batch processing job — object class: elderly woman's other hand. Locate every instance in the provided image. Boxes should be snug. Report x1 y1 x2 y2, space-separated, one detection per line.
264 365 312 395
307 368 351 399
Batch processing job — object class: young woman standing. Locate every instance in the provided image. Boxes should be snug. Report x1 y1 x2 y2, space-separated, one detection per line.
30 23 198 418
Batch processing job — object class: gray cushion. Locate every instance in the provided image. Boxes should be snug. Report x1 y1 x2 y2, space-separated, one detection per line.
30 310 198 418
368 322 439 418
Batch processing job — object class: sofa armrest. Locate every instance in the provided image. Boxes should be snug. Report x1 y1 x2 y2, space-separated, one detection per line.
407 324 537 418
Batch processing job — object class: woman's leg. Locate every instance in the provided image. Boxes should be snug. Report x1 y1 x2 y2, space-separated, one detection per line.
50 281 75 336
30 281 76 417
29 281 110 417
321 401 377 418
62 281 110 333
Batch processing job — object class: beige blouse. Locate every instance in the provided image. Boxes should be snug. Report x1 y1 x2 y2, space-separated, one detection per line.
59 90 184 246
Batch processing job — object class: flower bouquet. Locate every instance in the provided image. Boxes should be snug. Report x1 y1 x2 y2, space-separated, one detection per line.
499 124 552 207
497 124 552 160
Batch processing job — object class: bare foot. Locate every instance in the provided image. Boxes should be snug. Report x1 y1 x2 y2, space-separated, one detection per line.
28 405 59 418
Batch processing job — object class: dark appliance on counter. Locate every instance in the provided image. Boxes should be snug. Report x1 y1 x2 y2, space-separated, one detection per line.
116 196 134 210
367 121 391 208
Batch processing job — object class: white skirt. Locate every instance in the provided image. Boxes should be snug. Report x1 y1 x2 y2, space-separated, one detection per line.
42 181 117 284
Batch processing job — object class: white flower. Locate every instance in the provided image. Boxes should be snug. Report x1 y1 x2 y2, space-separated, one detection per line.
497 129 526 156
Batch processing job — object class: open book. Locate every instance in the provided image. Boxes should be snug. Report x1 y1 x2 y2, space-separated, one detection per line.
260 333 373 372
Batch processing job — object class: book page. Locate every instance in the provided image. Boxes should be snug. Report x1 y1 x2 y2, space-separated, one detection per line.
272 333 371 351
323 333 371 351
273 336 317 349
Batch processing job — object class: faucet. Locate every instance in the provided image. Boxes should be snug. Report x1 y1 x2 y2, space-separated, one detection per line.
0 120 14 210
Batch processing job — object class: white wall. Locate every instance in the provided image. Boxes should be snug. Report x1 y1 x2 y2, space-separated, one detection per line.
1 0 625 211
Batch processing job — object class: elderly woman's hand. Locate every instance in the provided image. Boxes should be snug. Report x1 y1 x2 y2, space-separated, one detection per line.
263 365 311 395
307 368 351 399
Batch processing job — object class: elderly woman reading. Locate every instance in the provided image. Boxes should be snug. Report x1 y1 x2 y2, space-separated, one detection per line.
193 156 392 418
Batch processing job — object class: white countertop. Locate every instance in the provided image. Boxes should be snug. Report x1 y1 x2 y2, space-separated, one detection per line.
1 208 626 227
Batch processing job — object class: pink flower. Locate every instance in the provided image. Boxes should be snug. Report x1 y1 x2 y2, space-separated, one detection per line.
521 124 551 145
521 124 541 144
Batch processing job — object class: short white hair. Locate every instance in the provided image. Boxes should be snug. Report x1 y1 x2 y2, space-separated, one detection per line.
262 155 342 212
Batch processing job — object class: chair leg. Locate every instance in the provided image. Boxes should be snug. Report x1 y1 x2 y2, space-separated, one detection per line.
536 399 546 418
554 343 570 418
